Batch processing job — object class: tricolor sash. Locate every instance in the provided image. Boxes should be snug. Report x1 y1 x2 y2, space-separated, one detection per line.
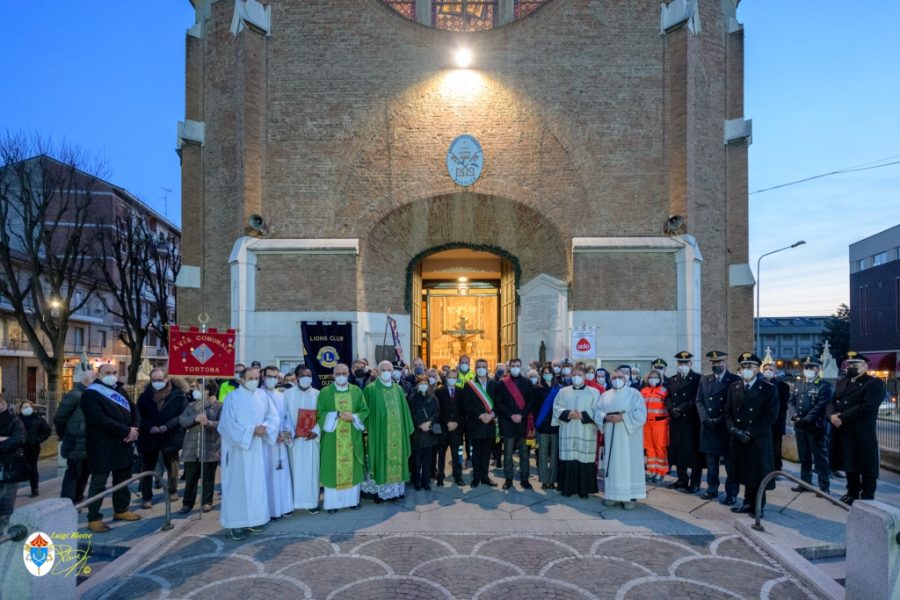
502 376 535 439
87 382 131 413
467 379 494 413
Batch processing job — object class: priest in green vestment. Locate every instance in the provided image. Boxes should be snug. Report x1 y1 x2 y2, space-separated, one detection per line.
317 363 369 513
362 360 414 502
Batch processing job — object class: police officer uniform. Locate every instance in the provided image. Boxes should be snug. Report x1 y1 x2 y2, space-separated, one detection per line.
788 356 833 493
665 351 704 493
696 350 741 502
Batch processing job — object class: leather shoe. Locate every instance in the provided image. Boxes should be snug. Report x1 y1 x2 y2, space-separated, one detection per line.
667 480 689 490
731 503 753 514
503 479 513 490
470 480 480 488
178 505 193 515
700 491 718 500
454 478 464 486
482 478 498 487
839 494 856 506
87 520 111 533
520 480 532 490
791 485 807 493
682 486 700 494
722 495 737 506
113 511 142 522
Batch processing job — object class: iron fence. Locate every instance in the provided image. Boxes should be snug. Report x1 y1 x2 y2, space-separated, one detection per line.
877 378 899 453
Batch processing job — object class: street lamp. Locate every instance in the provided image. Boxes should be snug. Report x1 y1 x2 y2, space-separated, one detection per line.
756 241 806 356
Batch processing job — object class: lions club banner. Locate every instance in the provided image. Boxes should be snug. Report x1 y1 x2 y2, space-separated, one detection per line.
571 327 597 360
168 327 236 377
301 321 353 389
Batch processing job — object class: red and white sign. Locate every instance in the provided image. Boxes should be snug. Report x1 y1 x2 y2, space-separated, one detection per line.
168 327 236 377
571 328 597 359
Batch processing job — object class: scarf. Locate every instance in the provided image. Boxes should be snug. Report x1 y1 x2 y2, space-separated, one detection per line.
153 382 172 409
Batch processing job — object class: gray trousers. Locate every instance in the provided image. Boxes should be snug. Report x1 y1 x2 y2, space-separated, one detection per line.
0 481 17 529
503 436 531 480
537 433 558 484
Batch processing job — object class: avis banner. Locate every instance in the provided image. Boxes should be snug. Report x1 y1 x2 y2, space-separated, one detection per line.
168 327 236 377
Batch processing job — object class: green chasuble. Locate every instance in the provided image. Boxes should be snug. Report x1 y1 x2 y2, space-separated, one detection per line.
364 380 414 485
317 384 369 490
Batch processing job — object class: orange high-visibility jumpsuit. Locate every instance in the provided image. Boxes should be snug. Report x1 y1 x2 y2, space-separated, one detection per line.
642 385 669 477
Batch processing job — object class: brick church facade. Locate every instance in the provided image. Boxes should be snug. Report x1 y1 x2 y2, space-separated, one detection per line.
177 0 753 371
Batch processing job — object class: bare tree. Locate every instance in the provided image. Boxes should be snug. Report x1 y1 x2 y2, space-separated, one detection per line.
147 231 181 354
0 133 105 403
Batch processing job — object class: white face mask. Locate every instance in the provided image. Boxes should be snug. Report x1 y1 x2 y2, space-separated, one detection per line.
572 375 584 386
741 368 755 381
151 381 166 391
299 376 313 389
191 389 203 400
101 375 118 387
459 363 470 373
552 366 561 374
585 373 595 381
428 377 437 386
803 369 817 381
510 367 521 377
648 378 660 387
677 365 690 376
21 407 33 416
476 367 488 377
391 370 402 381
265 377 278 389
530 377 539 385
447 378 457 387
763 370 775 380
562 367 572 376
417 383 428 394
380 370 393 383
334 375 348 386
612 378 625 390
243 379 259 391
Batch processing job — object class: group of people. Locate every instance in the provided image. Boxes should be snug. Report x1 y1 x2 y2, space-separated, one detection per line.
0 346 884 535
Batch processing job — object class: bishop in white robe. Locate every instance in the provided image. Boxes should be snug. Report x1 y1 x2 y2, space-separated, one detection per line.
218 369 279 538
552 368 601 498
260 372 294 519
595 369 648 508
284 370 321 512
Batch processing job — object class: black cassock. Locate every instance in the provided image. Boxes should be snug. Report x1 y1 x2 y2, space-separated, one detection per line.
724 378 778 488
829 374 884 478
665 370 702 468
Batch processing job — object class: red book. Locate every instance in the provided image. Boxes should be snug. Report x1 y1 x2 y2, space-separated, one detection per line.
295 409 317 438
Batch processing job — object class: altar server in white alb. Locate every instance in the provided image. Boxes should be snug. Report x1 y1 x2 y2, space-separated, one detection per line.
284 366 321 513
596 368 648 510
260 365 294 519
218 367 280 540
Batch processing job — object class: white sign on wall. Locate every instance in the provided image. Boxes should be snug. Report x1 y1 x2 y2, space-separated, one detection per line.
571 328 597 360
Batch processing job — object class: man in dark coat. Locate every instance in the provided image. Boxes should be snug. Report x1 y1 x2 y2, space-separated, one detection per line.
81 363 142 532
829 352 885 505
435 368 464 486
461 358 499 488
55 371 95 503
789 357 833 493
137 368 187 508
725 352 779 518
761 360 791 487
696 350 742 504
495 358 535 490
666 351 704 494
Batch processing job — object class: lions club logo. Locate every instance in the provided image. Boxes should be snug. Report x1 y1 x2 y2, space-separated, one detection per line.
23 531 55 576
316 346 339 369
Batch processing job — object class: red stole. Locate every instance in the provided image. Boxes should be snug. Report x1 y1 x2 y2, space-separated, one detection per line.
502 375 535 439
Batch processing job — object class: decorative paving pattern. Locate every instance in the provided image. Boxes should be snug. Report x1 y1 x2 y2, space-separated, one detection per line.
82 532 822 599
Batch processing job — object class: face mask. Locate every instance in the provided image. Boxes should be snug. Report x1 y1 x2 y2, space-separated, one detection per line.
151 381 166 391
380 371 393 383
648 378 660 387
530 377 539 385
243 380 259 391
299 376 313 389
335 375 348 386
612 378 625 390
102 375 118 387
543 373 554 382
510 367 521 377
562 367 571 376
414 367 424 376
354 369 366 378
22 407 33 416
677 365 690 376
572 375 584 386
763 370 775 380
803 369 817 380
417 383 428 394
192 389 203 400
741 368 755 381
265 377 278 389
447 378 457 387
428 377 437 385
846 366 859 378
711 365 724 375
552 366 561 374
476 367 488 377
391 370 402 381
234 372 244 380
459 364 470 373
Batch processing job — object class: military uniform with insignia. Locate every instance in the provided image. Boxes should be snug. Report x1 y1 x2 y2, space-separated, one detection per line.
695 350 741 502
789 356 833 493
665 351 704 493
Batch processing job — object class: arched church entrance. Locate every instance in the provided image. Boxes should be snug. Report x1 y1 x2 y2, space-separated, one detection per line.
409 246 519 368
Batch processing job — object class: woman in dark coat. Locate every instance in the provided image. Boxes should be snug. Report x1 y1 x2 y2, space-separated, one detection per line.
0 393 27 528
137 369 187 508
409 375 440 491
17 401 51 497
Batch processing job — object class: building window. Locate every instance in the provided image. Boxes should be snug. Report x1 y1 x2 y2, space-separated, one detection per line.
98 330 107 349
382 0 551 31
857 258 867 271
873 251 888 266
896 277 900 331
859 285 868 335
74 327 85 349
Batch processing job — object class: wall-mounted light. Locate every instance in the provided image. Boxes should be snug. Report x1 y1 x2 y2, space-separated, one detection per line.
454 48 473 68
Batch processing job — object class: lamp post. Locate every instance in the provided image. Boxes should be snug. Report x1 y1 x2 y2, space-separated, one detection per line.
756 241 806 356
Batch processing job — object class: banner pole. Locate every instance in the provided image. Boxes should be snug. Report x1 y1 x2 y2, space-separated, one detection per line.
382 311 390 363
197 313 209 521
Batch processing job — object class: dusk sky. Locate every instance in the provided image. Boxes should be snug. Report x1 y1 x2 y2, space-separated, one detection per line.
2 1 898 318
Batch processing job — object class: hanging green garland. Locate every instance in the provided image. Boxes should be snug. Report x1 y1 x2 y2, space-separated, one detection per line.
404 242 522 313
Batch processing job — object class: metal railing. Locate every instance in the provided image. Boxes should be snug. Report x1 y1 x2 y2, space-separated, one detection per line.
0 523 28 546
74 470 173 532
751 470 851 532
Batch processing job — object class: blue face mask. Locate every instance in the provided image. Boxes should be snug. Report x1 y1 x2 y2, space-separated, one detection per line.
543 373 554 382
